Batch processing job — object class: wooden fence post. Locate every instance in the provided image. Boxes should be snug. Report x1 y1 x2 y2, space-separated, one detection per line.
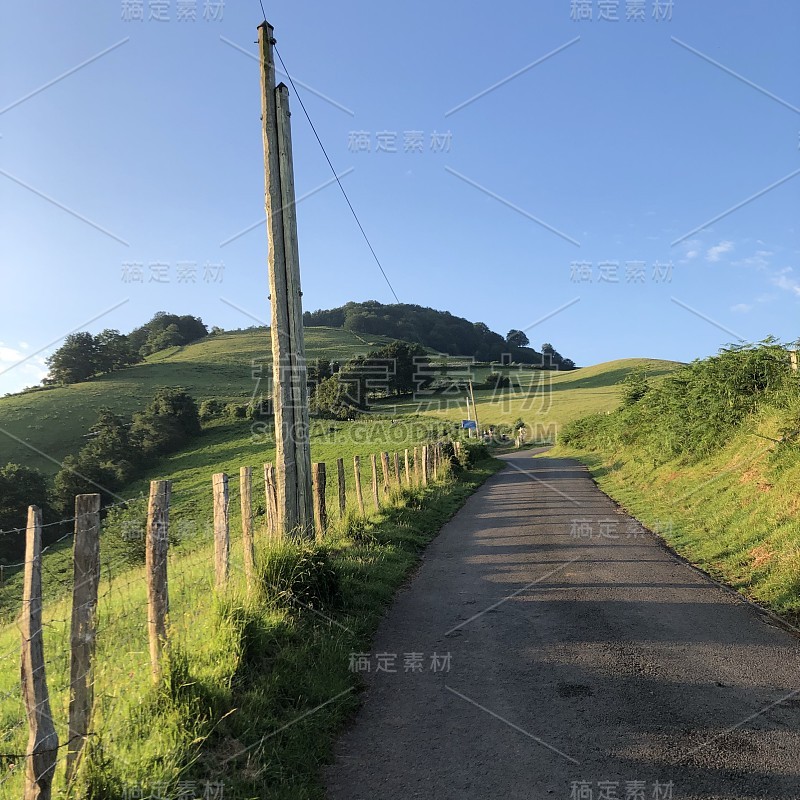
353 455 365 516
66 494 101 783
432 444 439 481
312 462 327 540
370 454 380 510
336 457 346 517
404 448 411 487
380 452 391 496
21 505 58 800
421 445 429 486
392 452 401 489
414 446 421 485
264 463 278 540
212 473 229 589
146 481 170 684
240 467 255 590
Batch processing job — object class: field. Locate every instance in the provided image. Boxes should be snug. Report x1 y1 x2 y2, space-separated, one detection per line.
0 439 500 798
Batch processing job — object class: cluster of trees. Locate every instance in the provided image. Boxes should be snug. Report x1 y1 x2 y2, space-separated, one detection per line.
0 388 202 560
52 388 201 513
310 341 428 418
0 464 53 550
45 313 208 385
303 301 575 368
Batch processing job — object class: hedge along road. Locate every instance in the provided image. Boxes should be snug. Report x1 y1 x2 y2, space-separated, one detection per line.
324 449 800 800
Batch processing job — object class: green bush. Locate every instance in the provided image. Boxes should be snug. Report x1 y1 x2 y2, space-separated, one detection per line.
199 398 225 420
485 372 510 389
255 542 340 611
458 442 489 469
225 402 249 419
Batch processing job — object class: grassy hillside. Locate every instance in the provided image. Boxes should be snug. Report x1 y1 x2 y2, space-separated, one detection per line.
382 358 681 438
0 327 398 475
553 344 800 623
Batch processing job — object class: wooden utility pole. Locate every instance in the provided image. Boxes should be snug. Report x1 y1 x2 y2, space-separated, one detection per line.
259 21 313 540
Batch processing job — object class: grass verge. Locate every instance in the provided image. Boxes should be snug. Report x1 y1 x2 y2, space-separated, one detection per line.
551 407 800 627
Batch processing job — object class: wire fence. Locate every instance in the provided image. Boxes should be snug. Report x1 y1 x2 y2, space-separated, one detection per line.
0 440 455 798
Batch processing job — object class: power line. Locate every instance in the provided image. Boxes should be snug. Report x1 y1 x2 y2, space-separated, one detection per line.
264 32 400 303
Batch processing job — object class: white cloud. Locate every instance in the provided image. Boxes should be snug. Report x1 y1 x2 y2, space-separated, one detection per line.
0 343 25 364
734 249 773 270
677 238 702 264
706 240 735 262
771 268 800 298
0 343 48 395
730 303 752 313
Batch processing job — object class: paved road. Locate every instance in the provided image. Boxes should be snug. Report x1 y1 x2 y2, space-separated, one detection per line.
324 451 800 800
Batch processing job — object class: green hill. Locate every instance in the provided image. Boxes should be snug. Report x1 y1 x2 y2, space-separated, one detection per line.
304 300 576 366
0 327 398 475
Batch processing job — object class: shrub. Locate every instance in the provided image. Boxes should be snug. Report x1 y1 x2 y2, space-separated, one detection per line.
458 442 489 469
199 399 225 420
485 372 510 389
564 340 796 462
255 543 340 610
225 402 249 419
131 388 201 459
620 366 650 407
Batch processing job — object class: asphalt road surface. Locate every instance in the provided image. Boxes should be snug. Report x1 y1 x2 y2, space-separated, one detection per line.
324 450 800 800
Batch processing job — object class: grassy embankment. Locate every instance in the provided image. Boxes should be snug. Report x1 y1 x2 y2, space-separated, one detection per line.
552 343 800 624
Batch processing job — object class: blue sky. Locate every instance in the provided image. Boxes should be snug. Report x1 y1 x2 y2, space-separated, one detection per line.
1 0 798 394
